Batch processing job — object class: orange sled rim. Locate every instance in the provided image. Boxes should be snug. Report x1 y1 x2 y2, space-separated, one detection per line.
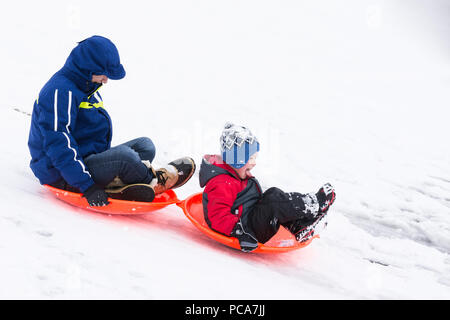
44 185 180 215
177 192 319 253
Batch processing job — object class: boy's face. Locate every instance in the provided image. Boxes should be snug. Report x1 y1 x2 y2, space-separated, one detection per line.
92 74 108 84
235 152 258 179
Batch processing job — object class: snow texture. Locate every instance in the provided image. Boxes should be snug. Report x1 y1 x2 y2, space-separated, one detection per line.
0 0 449 299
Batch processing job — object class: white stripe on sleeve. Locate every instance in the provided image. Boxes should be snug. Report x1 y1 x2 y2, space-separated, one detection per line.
62 132 92 178
95 91 102 102
53 89 58 131
66 91 72 133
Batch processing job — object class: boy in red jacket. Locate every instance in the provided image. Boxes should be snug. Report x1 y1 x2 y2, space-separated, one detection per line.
199 123 336 252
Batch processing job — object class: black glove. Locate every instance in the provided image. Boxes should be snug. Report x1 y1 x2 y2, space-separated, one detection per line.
83 184 110 207
316 183 336 214
231 220 258 253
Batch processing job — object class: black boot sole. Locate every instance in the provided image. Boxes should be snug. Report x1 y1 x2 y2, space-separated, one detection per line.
106 184 155 202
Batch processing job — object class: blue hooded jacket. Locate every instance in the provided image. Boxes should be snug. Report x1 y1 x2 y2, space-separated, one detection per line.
28 36 126 192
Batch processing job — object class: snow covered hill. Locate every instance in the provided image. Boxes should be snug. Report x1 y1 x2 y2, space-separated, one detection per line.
0 0 449 299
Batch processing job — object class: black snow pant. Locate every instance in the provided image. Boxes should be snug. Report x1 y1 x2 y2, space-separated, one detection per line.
247 187 316 244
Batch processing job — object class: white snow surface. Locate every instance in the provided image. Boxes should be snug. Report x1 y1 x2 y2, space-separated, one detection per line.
1 0 449 299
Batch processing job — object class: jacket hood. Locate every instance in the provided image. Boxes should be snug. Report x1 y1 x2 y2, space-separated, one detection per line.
60 35 126 92
199 155 240 188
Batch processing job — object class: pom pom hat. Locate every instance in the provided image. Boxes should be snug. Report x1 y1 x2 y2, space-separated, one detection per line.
220 122 260 169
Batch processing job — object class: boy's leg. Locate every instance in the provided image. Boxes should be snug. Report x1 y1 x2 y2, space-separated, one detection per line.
111 137 196 195
247 187 309 244
282 184 336 242
246 206 280 244
121 137 156 163
84 144 154 188
248 186 334 243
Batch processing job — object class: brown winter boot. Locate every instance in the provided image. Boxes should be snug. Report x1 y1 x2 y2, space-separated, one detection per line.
151 157 196 195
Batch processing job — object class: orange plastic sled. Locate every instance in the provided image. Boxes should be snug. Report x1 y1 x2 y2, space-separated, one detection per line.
177 192 319 253
45 185 318 253
44 184 180 215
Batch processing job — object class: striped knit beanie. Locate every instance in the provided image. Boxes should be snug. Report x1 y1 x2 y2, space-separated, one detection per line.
220 122 260 169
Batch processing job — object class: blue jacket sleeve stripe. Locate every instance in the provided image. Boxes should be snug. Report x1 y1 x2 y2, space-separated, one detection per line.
60 90 90 178
66 90 72 133
94 91 102 102
62 132 91 178
53 89 58 131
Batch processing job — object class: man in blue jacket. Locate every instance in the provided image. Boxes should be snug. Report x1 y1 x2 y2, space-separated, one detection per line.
28 36 195 206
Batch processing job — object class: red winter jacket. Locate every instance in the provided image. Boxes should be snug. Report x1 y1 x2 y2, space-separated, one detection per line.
199 155 262 236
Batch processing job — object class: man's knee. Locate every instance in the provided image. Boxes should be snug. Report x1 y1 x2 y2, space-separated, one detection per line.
138 137 156 162
113 145 152 183
114 145 142 165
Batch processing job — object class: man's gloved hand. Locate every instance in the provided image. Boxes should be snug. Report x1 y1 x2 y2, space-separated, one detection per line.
316 183 336 214
83 184 110 207
231 220 258 253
